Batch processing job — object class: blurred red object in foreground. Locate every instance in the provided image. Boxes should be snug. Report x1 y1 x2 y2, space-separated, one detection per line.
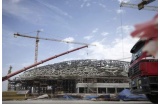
131 14 158 58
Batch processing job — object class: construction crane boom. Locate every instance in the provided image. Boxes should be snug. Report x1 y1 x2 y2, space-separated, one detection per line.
14 33 96 46
2 45 88 81
120 2 158 11
14 32 95 65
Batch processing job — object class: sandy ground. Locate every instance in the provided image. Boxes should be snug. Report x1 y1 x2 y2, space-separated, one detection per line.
3 100 152 104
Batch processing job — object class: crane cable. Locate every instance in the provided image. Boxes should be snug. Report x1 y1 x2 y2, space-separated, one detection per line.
120 4 124 61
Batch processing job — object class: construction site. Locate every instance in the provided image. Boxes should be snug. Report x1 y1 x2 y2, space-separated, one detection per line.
2 59 150 102
2 0 158 104
7 59 130 94
3 32 132 100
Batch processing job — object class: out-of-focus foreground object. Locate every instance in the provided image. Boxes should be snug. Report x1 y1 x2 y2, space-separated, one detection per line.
131 14 158 59
128 14 158 104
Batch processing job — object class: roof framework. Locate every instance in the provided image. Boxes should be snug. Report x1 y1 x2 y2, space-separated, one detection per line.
18 59 130 80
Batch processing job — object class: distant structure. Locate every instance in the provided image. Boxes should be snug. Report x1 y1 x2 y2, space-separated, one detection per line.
7 66 12 91
9 59 130 95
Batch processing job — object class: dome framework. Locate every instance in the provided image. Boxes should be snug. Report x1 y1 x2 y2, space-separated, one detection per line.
9 59 130 94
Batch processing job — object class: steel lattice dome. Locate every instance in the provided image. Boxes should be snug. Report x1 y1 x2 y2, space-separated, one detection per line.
19 59 130 80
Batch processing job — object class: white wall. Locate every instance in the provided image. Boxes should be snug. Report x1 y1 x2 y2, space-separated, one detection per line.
76 83 129 88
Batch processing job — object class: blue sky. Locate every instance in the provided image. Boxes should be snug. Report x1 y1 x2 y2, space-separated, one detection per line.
2 0 158 91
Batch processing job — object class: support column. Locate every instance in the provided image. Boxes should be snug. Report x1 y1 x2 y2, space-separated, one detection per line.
25 85 27 90
115 87 117 94
38 86 40 95
32 87 34 94
77 88 79 93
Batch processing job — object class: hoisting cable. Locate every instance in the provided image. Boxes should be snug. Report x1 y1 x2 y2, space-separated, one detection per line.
120 3 124 61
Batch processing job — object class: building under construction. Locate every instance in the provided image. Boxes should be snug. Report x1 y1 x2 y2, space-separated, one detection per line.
8 59 130 95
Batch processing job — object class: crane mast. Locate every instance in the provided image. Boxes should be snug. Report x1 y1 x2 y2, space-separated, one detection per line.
35 30 40 64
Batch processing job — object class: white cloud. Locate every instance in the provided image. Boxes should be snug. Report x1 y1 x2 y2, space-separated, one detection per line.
99 3 106 8
116 9 125 14
116 25 134 35
77 25 137 61
39 29 44 32
80 0 91 8
118 0 130 3
84 35 93 40
62 37 76 50
79 36 138 61
92 28 99 33
101 32 109 36
81 4 85 8
83 28 99 40
86 3 91 7
68 44 75 50
63 37 75 42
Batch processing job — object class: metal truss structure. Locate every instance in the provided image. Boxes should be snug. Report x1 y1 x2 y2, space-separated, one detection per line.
19 59 130 79
9 59 130 94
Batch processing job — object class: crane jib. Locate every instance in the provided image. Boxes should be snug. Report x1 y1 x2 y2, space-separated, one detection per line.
2 45 88 81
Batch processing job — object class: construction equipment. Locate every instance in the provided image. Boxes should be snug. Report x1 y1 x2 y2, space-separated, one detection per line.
34 30 40 64
129 39 158 104
120 1 157 11
2 45 88 81
14 32 95 64
138 0 156 10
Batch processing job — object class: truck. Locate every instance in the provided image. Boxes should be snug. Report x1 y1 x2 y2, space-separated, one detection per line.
128 39 158 104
